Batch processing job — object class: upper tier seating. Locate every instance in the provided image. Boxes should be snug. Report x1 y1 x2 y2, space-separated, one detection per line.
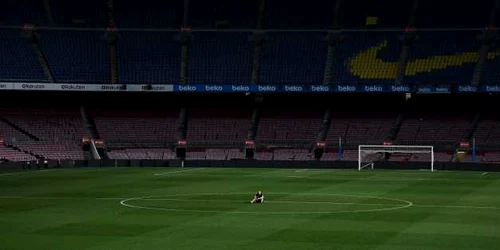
117 31 180 84
189 32 253 84
0 30 46 82
38 30 110 83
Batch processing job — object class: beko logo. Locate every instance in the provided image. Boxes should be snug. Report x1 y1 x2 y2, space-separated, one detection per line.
258 85 277 92
337 85 356 92
364 85 383 92
310 85 330 92
284 85 303 92
232 85 250 91
205 85 223 91
178 85 197 91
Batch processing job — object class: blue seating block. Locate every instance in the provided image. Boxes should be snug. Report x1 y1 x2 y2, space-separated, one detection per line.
189 32 253 84
261 32 327 84
0 30 46 81
39 30 110 83
118 31 180 84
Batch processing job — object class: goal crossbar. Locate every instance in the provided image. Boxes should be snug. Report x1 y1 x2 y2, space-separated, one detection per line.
358 145 434 171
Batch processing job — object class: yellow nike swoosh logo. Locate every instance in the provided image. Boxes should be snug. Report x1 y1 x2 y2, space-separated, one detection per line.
349 40 500 79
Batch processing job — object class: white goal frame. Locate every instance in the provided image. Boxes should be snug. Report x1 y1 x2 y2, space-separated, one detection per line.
358 145 434 172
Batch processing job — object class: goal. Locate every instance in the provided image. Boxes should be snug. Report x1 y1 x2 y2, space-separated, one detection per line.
358 145 434 172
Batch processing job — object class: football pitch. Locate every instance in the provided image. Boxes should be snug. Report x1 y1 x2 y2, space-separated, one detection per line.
0 167 499 250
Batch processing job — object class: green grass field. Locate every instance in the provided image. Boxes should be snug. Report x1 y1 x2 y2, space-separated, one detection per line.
0 167 499 250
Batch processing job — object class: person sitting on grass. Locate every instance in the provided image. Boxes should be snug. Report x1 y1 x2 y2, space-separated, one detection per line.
250 191 264 203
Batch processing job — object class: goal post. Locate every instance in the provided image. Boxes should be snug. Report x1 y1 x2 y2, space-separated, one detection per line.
358 145 434 172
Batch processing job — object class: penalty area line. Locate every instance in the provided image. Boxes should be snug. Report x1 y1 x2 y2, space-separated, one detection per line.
153 167 205 176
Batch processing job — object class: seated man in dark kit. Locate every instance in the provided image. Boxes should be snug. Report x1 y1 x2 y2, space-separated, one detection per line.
250 191 264 203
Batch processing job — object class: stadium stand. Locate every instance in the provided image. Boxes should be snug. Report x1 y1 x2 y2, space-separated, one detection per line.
115 0 182 28
482 42 500 85
38 30 110 83
0 0 499 168
265 0 335 29
261 32 327 84
93 109 178 144
48 0 108 27
189 0 258 28
396 114 471 144
187 108 251 143
107 148 176 160
403 30 482 85
326 113 394 145
257 108 322 143
11 141 83 160
0 144 36 161
0 0 46 26
332 32 402 85
117 31 180 84
189 32 253 84
0 120 30 141
0 30 46 82
0 108 85 141
2 28 499 85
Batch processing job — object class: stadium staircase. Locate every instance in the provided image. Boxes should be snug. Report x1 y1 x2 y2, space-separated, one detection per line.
79 106 108 160
0 118 39 141
453 113 481 162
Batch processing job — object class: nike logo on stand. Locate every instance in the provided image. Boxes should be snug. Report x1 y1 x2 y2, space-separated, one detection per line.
348 40 500 79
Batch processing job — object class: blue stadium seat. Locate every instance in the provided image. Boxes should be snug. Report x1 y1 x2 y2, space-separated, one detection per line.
117 31 180 84
38 30 110 83
261 32 327 84
265 0 335 29
331 31 482 85
404 31 481 85
331 31 402 85
189 32 253 84
189 0 258 28
0 30 46 81
0 0 46 26
341 0 413 28
415 0 494 28
49 0 108 27
482 42 500 85
115 0 182 28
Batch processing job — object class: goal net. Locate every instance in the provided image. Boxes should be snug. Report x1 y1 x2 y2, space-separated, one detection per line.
358 145 434 171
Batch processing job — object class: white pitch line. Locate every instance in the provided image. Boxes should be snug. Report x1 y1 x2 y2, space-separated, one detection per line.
153 167 204 176
287 176 303 178
481 172 488 176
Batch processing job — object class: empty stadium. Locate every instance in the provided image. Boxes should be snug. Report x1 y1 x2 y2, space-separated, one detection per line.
1 0 500 249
